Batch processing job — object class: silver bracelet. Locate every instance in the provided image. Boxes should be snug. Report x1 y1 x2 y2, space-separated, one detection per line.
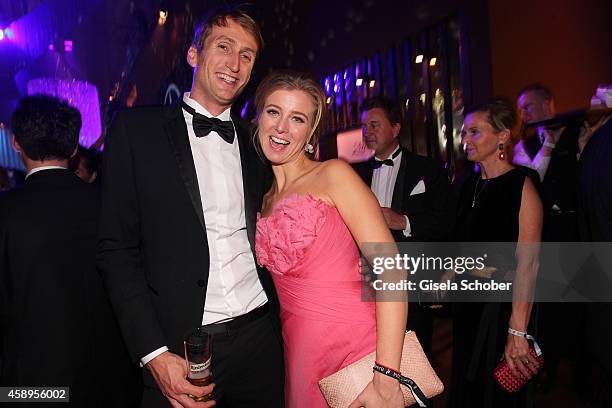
508 327 543 357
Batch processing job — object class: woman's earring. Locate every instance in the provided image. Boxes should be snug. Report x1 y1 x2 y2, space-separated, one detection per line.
305 143 314 154
498 143 505 160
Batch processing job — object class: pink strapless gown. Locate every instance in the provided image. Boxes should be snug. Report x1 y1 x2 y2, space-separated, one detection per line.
256 194 376 408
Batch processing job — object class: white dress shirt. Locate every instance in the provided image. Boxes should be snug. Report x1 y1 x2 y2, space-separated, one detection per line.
513 129 551 181
141 94 267 365
371 147 412 237
26 165 67 179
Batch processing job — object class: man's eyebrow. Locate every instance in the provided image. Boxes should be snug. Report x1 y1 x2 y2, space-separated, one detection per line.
213 35 256 54
213 35 236 44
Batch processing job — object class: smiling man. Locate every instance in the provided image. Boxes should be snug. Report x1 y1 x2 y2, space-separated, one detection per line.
353 96 456 356
97 7 283 408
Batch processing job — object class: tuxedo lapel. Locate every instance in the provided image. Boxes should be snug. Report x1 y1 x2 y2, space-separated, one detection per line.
165 107 206 231
354 161 374 187
523 133 542 160
233 113 259 251
392 149 421 211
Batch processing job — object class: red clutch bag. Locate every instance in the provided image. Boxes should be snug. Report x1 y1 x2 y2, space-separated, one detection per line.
493 328 544 393
494 347 544 392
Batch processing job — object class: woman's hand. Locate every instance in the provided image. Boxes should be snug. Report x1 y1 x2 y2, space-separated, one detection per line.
348 375 404 408
504 333 539 380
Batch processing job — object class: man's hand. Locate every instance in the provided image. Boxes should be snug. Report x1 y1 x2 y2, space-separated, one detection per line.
579 116 610 154
380 208 407 231
541 126 565 145
359 256 374 284
147 351 216 408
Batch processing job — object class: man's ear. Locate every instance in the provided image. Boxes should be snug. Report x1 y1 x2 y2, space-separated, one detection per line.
542 98 556 117
392 123 401 139
11 134 21 153
547 99 556 116
187 45 198 68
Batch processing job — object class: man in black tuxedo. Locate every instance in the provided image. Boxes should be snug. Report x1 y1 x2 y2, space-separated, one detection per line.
97 8 283 408
353 96 455 355
513 84 584 389
0 95 140 407
513 84 580 242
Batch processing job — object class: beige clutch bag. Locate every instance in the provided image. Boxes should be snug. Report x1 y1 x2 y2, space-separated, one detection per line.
318 331 444 407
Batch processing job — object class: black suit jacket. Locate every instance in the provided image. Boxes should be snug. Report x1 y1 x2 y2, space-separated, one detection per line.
0 169 140 407
522 128 580 212
353 148 455 242
97 106 279 372
521 127 580 241
578 117 612 377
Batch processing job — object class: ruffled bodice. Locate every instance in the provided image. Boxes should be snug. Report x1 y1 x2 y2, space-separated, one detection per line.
256 194 330 276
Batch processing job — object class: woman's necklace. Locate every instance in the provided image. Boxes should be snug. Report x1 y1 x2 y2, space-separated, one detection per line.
471 177 489 208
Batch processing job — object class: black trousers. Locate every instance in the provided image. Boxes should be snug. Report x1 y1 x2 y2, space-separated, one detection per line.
141 312 284 408
407 303 434 357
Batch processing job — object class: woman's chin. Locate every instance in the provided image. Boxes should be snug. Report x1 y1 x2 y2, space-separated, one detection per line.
262 151 286 165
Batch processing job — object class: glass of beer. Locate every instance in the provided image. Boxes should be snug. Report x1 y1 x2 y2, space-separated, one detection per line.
184 326 213 401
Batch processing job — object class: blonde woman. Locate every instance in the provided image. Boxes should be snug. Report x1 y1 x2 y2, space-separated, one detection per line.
254 70 407 407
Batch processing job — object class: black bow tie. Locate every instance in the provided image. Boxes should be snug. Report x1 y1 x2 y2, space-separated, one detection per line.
182 101 235 144
370 149 401 169
371 158 394 169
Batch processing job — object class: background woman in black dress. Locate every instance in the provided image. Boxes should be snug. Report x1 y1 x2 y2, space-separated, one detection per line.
450 99 543 407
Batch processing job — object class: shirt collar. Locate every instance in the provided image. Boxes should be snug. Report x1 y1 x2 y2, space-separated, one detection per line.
375 146 402 162
182 92 232 121
26 166 67 179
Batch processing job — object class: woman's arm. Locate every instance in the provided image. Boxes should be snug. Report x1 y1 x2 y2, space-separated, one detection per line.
322 160 407 406
505 176 543 379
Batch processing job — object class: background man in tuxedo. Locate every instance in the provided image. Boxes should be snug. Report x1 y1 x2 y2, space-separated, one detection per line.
97 8 283 408
354 96 455 355
513 84 584 389
513 84 580 241
0 95 140 407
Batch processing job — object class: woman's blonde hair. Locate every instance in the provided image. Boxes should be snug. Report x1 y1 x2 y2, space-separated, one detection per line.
253 70 326 158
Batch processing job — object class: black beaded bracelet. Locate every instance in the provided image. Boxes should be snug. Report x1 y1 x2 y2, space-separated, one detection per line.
373 361 403 382
372 362 429 408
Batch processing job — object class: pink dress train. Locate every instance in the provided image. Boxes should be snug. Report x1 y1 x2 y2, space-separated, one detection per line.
256 194 376 408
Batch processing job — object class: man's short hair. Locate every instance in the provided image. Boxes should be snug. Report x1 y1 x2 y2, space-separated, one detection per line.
359 96 402 125
518 83 553 102
191 5 263 54
11 95 81 161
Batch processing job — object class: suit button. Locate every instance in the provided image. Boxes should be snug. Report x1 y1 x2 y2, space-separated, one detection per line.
197 279 206 287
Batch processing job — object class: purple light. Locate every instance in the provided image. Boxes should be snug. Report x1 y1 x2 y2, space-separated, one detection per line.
0 29 4 41
240 100 251 119
324 77 332 94
64 40 73 52
48 44 54 51
4 28 13 39
27 78 102 148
